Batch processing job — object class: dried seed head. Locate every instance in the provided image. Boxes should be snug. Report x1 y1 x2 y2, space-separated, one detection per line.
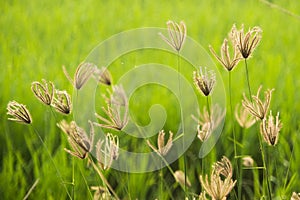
291 192 300 200
242 86 274 120
147 130 173 156
242 156 254 167
31 79 55 105
212 156 233 178
159 20 187 52
7 101 32 124
260 111 282 146
96 133 119 170
200 156 236 200
235 103 256 128
51 90 72 115
209 38 242 71
63 62 96 90
174 170 191 187
94 85 128 131
192 104 225 142
193 67 216 96
58 120 94 159
231 24 262 59
197 122 212 142
93 67 112 86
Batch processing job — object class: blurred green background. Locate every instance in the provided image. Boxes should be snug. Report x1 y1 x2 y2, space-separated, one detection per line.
1 0 300 199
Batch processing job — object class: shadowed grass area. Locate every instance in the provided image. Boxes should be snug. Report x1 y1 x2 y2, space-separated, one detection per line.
1 0 300 199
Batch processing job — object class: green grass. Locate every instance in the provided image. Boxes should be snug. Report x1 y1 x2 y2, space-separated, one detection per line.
1 0 300 199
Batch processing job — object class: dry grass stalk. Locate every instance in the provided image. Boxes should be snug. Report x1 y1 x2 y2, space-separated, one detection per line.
31 79 55 106
7 101 32 124
231 24 262 59
174 170 191 187
200 156 236 200
57 120 94 159
93 67 112 86
94 85 128 131
51 90 72 115
96 133 119 170
193 67 216 96
63 62 96 90
260 111 282 146
242 86 274 120
159 20 187 52
235 103 256 128
147 130 173 156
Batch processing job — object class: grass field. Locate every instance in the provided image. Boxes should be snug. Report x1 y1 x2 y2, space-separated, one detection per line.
1 0 300 199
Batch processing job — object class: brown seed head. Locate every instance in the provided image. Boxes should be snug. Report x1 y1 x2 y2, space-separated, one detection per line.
235 103 256 128
63 62 96 90
242 86 274 120
147 130 173 156
58 120 94 159
193 67 216 96
212 156 233 178
231 24 262 59
51 90 72 115
96 133 119 170
94 85 128 131
260 111 282 146
192 104 225 142
159 20 187 52
209 38 242 71
200 156 236 200
31 79 55 105
93 67 112 86
7 101 32 124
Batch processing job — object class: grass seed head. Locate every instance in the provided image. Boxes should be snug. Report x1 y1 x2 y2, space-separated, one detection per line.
93 67 112 86
147 130 173 156
96 133 119 170
209 38 242 71
291 192 300 200
242 86 274 120
63 62 96 90
260 110 282 146
231 24 262 59
235 103 256 128
31 79 55 106
159 20 187 52
57 120 94 159
51 90 72 115
94 85 128 131
193 67 216 96
7 101 32 124
200 156 236 200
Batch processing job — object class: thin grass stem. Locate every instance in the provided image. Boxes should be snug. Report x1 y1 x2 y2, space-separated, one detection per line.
30 125 72 199
244 59 252 101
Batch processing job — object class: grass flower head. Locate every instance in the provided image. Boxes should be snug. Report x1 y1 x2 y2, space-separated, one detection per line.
7 101 32 124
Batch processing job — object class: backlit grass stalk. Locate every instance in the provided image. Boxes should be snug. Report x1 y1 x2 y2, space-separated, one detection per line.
160 20 187 195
